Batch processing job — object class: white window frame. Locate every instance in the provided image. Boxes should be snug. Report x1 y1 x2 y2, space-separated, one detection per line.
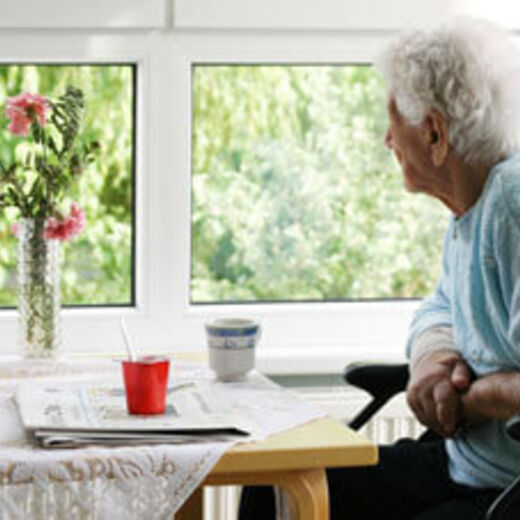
0 30 418 373
0 33 151 356
171 32 418 372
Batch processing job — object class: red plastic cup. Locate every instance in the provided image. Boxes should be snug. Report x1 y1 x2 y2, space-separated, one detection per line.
122 356 170 415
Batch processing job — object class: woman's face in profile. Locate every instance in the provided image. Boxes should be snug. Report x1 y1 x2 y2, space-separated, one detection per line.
385 98 438 196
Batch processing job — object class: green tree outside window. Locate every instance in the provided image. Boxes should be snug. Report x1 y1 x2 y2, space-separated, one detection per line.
191 65 447 302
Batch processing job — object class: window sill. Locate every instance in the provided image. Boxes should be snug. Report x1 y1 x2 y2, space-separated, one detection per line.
257 345 407 376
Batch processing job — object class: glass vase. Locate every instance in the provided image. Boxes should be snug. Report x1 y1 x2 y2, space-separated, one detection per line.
17 218 62 358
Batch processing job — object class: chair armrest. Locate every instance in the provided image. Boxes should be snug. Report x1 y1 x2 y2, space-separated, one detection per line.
506 414 520 441
484 415 520 519
343 363 409 399
343 363 410 431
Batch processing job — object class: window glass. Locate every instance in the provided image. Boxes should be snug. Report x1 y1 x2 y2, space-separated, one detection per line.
191 64 447 303
0 64 135 307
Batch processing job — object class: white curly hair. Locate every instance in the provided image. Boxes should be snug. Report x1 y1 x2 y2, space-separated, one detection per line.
378 17 520 164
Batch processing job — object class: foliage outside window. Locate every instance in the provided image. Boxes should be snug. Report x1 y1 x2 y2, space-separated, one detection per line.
191 65 448 303
0 64 135 307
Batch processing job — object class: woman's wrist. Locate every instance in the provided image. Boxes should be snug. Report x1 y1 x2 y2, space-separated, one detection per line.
410 326 456 369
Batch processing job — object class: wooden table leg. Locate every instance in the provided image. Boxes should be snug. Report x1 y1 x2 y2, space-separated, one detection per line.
277 468 329 520
175 487 203 520
204 467 329 520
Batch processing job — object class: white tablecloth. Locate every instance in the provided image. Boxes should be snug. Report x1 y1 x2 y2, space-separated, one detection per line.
0 358 326 520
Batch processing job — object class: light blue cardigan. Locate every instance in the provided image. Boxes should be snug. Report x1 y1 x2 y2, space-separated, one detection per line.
406 153 520 489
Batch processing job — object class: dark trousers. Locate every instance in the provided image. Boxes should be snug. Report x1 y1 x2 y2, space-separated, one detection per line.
238 439 501 519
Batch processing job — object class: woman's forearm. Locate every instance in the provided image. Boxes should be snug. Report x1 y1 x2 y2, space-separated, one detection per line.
461 371 520 422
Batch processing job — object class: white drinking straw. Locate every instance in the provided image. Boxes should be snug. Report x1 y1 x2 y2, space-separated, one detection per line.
120 317 137 361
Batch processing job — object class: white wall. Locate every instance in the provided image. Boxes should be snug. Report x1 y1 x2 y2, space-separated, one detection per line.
174 0 498 30
0 0 166 28
2 0 520 31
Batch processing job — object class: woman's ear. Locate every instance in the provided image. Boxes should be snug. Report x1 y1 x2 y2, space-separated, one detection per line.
423 110 449 167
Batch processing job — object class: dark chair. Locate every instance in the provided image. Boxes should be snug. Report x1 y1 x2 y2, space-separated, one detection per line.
344 363 520 520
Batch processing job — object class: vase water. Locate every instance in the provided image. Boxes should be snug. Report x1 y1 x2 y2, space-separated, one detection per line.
17 218 62 358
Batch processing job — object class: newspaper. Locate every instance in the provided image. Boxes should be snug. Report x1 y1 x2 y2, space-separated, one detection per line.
16 381 250 448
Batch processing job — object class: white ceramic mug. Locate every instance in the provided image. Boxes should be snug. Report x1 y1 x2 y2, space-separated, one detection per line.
205 318 260 381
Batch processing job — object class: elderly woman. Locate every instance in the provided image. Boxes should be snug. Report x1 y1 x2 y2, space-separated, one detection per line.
239 17 520 520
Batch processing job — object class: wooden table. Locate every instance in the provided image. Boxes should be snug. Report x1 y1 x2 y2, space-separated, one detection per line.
176 417 378 520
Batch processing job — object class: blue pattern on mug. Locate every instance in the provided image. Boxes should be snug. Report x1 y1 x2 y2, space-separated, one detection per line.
206 326 259 337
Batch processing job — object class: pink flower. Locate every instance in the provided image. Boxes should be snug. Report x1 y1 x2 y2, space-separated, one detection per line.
10 222 18 237
44 203 86 241
6 92 49 136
